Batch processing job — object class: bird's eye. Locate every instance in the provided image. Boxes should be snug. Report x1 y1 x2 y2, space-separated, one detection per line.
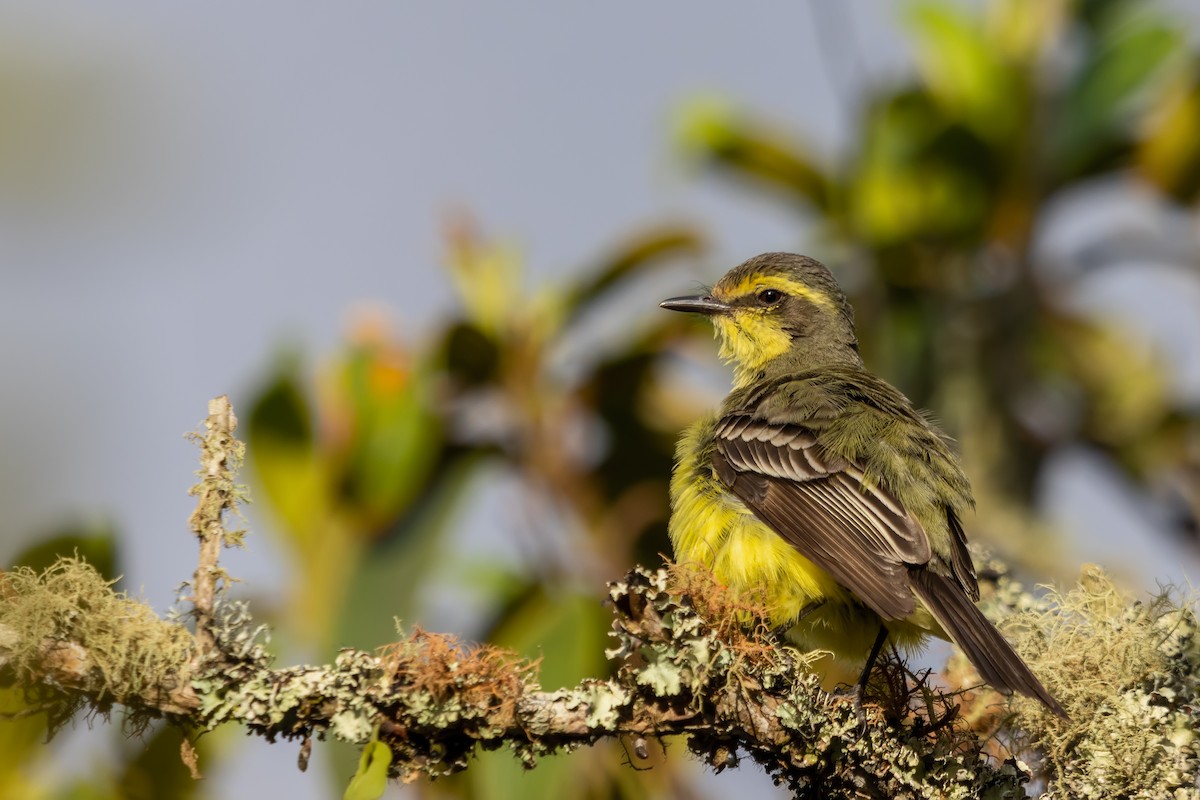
757 289 784 306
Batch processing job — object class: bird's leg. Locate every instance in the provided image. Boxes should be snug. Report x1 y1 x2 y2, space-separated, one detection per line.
847 625 889 723
856 625 889 694
828 625 889 726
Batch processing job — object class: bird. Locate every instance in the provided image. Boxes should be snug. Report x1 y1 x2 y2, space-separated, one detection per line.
660 251 1065 717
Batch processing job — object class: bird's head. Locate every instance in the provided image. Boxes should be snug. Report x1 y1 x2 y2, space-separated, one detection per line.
661 252 861 388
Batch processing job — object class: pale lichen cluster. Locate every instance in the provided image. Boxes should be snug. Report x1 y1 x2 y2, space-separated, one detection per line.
606 567 1031 799
973 564 1200 799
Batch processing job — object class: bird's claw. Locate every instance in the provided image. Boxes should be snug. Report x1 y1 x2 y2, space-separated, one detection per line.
829 684 869 730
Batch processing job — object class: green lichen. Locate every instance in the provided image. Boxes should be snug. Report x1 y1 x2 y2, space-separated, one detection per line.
582 682 630 729
608 566 1030 799
0 557 194 729
636 658 684 696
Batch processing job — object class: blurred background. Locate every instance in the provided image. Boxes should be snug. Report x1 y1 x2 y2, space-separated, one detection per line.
3 0 1200 797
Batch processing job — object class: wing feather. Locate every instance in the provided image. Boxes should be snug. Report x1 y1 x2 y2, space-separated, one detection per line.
714 414 931 620
754 472 915 618
946 508 979 600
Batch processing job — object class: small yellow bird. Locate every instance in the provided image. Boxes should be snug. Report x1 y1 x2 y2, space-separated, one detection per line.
662 252 1064 716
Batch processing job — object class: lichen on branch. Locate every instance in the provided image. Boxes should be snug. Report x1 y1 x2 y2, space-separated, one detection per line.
0 554 1029 797
186 394 248 661
182 563 1031 797
2 395 1199 800
0 559 197 727
960 564 1200 799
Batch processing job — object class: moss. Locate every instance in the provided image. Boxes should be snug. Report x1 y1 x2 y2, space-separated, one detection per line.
0 557 194 729
960 564 1200 798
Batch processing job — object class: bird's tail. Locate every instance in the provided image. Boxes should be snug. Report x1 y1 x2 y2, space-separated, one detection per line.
910 569 1067 718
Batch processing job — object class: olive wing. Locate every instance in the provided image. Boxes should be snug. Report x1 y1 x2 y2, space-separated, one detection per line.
712 414 932 620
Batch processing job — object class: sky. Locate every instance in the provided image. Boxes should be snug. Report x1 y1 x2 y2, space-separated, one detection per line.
1 2 1198 798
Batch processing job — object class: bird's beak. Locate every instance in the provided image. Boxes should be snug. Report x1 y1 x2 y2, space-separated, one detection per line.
659 295 732 315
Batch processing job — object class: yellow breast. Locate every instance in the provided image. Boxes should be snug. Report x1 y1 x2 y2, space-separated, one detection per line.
667 415 851 626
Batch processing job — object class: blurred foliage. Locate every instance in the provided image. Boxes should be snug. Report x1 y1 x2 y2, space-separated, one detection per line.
243 0 1200 796
6 0 1200 797
246 217 704 796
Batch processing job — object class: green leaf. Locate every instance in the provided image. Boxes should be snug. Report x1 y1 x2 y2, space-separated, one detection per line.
247 351 313 448
1138 76 1200 202
673 94 832 210
443 232 524 336
850 92 994 247
339 354 442 528
904 0 1021 142
561 225 705 324
987 0 1069 63
343 740 392 800
1051 8 1184 178
245 355 328 550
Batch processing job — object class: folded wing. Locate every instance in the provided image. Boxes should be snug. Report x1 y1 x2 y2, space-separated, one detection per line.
712 414 931 620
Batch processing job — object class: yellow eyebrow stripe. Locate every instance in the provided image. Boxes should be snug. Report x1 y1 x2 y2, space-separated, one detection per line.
717 275 836 309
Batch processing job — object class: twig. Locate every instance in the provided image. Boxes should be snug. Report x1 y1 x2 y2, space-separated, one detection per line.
187 395 244 661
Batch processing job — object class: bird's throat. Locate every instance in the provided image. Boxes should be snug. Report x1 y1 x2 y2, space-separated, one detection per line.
713 316 794 390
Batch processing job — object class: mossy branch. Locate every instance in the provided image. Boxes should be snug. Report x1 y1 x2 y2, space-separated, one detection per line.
1 396 1198 799
0 557 1029 797
0 561 198 724
1 558 1197 799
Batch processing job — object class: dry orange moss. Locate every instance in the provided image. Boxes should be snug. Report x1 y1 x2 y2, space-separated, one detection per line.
377 628 538 732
